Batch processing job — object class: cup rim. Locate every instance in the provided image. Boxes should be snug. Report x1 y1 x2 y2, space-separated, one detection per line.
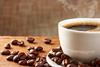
58 18 100 34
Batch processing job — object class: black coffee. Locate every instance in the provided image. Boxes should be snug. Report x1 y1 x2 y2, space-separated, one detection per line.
64 22 99 31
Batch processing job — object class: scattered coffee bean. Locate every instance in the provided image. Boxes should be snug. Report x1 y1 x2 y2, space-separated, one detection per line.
44 38 51 44
29 49 38 56
52 48 61 52
6 55 14 61
18 52 25 57
1 50 10 55
27 46 34 51
35 46 43 52
27 37 35 43
27 54 36 59
35 62 45 67
4 43 11 49
17 41 25 46
11 51 19 55
11 40 18 45
20 54 27 60
36 57 40 62
39 57 47 64
13 55 20 63
18 60 27 65
27 59 35 66
44 63 51 67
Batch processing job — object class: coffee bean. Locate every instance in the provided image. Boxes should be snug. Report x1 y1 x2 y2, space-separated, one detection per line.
11 51 19 55
62 59 70 66
35 46 43 52
18 60 27 65
52 48 61 52
27 37 35 43
27 54 36 59
48 53 55 58
61 54 71 60
20 54 27 60
13 55 20 62
27 46 34 51
6 55 14 61
35 62 44 67
67 63 77 67
78 63 90 67
56 52 63 57
44 63 51 67
17 41 25 46
27 59 35 66
18 52 25 57
4 43 11 49
29 49 38 56
36 57 40 62
40 57 47 64
44 38 51 44
51 57 62 65
11 40 19 45
1 50 10 55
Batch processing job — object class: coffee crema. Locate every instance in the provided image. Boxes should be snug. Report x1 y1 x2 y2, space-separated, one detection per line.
63 22 100 31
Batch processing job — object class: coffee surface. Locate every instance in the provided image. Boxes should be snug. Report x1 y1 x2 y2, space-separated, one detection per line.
67 25 97 31
64 22 100 31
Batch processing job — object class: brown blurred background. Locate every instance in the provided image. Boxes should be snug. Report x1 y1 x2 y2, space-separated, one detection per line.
0 0 99 36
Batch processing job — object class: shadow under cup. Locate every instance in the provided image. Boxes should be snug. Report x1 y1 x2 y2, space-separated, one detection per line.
58 18 100 62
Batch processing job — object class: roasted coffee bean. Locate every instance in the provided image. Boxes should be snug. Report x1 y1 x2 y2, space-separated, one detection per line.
18 60 27 65
52 48 61 52
27 59 35 66
13 55 20 62
27 46 34 51
4 43 11 49
1 50 10 55
29 49 38 56
18 52 25 57
36 57 40 62
27 37 35 43
56 52 63 57
11 51 19 55
17 41 25 46
44 38 51 44
35 46 43 52
51 57 62 65
95 58 100 65
48 53 55 58
40 57 46 62
67 63 77 67
6 55 14 61
44 63 51 67
70 59 79 65
78 63 90 67
62 59 70 66
27 54 36 59
20 54 27 60
35 62 44 67
61 54 71 60
11 40 19 45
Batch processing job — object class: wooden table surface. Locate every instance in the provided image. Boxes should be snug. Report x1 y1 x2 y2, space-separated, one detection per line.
0 36 59 67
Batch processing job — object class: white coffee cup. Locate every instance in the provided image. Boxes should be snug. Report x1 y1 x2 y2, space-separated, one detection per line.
58 18 100 62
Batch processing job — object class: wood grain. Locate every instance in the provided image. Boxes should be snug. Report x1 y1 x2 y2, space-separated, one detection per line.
0 36 59 67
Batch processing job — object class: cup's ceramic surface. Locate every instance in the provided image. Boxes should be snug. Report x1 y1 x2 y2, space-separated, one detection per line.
58 18 100 62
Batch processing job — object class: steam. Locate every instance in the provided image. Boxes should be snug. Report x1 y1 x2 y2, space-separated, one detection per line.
58 0 98 17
